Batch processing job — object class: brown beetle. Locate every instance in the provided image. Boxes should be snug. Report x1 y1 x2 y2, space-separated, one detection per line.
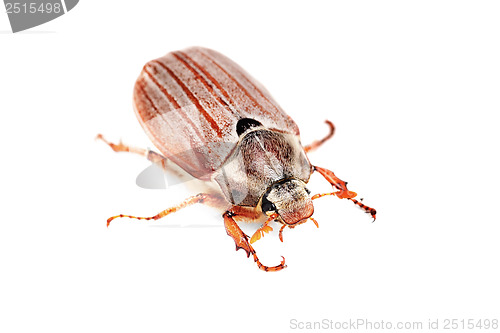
98 47 376 271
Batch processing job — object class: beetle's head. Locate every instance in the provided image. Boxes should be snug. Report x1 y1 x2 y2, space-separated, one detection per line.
261 179 314 226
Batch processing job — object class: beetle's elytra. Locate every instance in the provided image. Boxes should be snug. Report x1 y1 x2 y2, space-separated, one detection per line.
98 47 376 271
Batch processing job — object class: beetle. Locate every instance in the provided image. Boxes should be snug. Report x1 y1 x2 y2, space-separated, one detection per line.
98 46 376 271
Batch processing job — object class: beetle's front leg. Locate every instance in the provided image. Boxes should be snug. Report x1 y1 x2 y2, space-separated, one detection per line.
223 208 286 272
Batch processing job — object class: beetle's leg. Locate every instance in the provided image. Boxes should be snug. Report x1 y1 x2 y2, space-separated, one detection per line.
348 197 377 221
313 166 376 220
250 213 279 244
96 134 168 169
278 224 286 242
312 192 377 221
223 209 286 272
313 165 357 199
304 120 335 153
276 217 318 243
106 193 227 226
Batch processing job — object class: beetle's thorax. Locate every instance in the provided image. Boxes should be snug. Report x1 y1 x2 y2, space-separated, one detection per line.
214 126 312 207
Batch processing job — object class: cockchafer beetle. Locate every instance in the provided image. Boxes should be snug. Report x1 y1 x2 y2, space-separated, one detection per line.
98 47 376 271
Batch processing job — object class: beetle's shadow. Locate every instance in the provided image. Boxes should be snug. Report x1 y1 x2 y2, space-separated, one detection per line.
135 143 237 191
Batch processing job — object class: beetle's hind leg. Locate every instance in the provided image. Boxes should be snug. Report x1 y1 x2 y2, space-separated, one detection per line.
224 208 286 272
304 120 335 153
96 134 168 169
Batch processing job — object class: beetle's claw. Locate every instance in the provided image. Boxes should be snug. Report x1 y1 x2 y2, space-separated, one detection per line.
279 256 286 267
253 254 287 272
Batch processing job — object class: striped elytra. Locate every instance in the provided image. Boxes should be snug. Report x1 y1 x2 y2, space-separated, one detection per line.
133 47 299 181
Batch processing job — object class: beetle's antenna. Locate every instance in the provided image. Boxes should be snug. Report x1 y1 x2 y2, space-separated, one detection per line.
250 213 278 244
310 217 319 228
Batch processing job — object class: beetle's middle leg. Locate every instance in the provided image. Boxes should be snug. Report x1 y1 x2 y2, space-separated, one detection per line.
313 166 377 220
96 134 168 169
106 192 228 226
304 120 335 153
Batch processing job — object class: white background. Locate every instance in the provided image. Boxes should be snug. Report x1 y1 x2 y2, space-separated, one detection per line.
1 1 499 332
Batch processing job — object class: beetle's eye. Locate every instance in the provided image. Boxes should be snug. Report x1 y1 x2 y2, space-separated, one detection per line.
305 187 311 195
261 196 277 213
